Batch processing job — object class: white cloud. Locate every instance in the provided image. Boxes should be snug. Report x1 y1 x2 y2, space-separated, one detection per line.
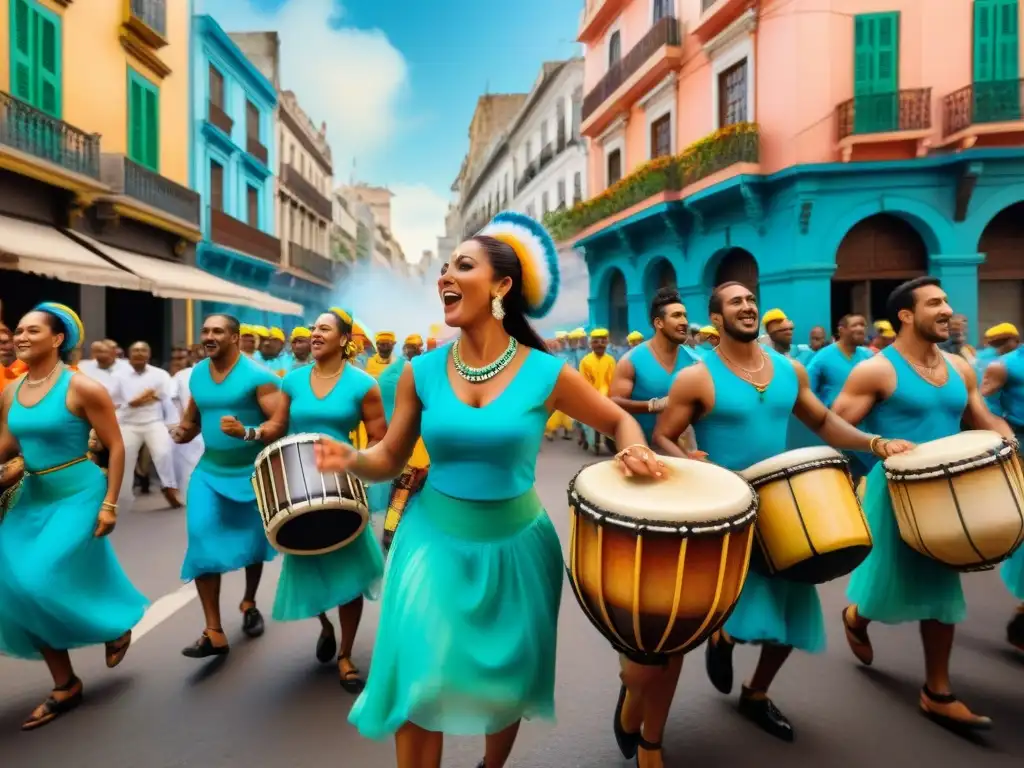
389 184 449 265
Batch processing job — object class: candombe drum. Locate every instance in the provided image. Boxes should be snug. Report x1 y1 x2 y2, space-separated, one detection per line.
884 430 1024 571
739 446 872 583
566 456 757 664
252 433 369 556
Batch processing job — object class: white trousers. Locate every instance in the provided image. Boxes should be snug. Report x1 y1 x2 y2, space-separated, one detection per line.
173 436 204 501
118 421 177 508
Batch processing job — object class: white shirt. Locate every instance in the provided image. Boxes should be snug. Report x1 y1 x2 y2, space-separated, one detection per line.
115 364 175 426
171 367 193 420
78 359 124 405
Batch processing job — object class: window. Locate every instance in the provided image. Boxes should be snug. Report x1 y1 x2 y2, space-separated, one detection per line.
607 148 622 186
246 185 259 227
571 87 582 139
653 0 672 23
556 97 567 147
209 65 225 107
557 179 566 208
542 191 550 214
573 172 582 203
717 59 748 127
973 0 1020 122
128 68 160 171
9 0 62 117
650 113 672 158
608 30 622 68
541 120 549 147
853 13 899 133
246 100 260 143
209 160 224 211
525 203 536 219
526 139 533 163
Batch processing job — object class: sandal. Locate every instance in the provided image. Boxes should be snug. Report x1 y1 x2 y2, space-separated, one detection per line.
316 623 337 664
338 654 365 694
240 603 265 639
635 735 663 767
842 606 873 666
21 676 83 731
181 630 230 659
105 630 132 669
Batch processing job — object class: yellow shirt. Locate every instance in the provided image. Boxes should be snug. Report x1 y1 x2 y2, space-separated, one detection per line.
579 351 615 396
364 355 393 379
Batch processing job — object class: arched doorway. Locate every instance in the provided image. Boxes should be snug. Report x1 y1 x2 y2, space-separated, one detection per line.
831 214 927 328
712 248 759 298
979 201 1024 331
643 258 677 300
607 268 628 342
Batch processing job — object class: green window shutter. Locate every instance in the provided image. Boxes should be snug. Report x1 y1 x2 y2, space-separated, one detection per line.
9 0 34 103
853 12 900 134
144 86 159 171
995 0 1019 80
975 0 996 82
974 0 1020 122
128 75 143 165
34 5 61 118
127 69 159 171
853 15 874 98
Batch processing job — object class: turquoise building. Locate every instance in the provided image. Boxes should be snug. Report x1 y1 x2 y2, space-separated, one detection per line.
578 147 1024 347
190 14 301 330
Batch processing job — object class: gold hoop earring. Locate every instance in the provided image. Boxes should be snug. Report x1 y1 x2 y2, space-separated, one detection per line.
491 295 506 321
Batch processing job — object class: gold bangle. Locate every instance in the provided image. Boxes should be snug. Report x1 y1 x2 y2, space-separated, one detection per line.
101 501 118 510
869 436 887 458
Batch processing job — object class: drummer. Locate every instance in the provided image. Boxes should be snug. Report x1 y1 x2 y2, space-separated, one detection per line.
832 276 1014 730
256 308 387 691
651 281 911 743
171 314 280 658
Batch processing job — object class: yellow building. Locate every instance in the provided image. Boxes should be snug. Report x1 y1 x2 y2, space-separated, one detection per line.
0 1 282 357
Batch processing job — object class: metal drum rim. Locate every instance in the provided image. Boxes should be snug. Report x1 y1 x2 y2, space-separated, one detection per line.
884 442 1015 482
266 500 369 556
254 432 325 466
745 457 850 489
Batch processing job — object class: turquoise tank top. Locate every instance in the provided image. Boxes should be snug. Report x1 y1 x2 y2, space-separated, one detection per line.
998 347 1024 431
807 343 874 408
7 369 90 471
693 348 799 472
190 355 280 474
629 342 699 442
411 346 565 501
864 346 967 447
282 364 375 444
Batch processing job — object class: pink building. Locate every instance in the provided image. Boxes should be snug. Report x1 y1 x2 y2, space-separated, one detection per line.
549 0 1024 344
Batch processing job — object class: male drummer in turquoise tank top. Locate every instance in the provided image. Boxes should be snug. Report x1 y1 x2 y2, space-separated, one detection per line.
650 281 912 744
833 277 1015 731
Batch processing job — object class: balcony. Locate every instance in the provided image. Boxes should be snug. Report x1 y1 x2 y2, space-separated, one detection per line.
577 0 621 44
209 207 281 264
247 136 268 166
100 154 201 229
835 89 932 162
941 80 1024 147
207 101 233 135
125 0 168 48
287 242 335 283
693 0 750 45
280 163 333 220
0 91 101 179
581 16 683 137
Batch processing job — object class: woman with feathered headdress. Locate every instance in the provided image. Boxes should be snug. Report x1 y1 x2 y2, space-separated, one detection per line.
314 212 666 767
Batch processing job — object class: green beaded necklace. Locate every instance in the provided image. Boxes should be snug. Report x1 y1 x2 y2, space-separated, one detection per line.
453 336 518 382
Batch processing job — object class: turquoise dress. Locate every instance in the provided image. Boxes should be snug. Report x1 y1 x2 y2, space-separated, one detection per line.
629 342 699 443
807 343 875 475
694 349 825 653
180 356 279 581
349 347 565 738
0 370 148 659
273 365 385 620
996 348 1024 600
847 346 968 624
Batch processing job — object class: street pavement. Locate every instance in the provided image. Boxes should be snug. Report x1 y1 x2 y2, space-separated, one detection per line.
1 440 1022 767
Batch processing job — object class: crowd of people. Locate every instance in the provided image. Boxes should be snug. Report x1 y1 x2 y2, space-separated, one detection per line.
0 207 1022 768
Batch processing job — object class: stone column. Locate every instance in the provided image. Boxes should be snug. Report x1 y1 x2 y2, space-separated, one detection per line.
78 285 106 347
758 264 835 339
929 253 983 347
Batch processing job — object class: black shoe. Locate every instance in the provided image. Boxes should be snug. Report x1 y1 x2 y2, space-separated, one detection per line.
705 635 734 694
613 684 640 759
738 688 794 742
182 631 230 659
315 625 337 664
241 606 264 638
1007 610 1024 651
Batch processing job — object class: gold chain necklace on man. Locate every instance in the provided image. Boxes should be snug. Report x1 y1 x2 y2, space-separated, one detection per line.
907 351 946 384
25 361 62 388
716 348 771 400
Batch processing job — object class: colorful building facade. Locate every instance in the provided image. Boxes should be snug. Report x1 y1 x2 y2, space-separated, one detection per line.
557 0 1024 344
190 13 300 331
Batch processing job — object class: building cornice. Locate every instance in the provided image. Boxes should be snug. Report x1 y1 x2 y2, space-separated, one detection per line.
279 105 333 176
703 8 758 57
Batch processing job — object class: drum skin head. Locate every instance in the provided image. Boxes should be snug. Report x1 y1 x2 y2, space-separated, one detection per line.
884 430 1005 473
274 505 368 555
740 446 844 484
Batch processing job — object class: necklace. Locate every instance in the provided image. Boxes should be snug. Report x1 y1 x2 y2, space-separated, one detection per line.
25 361 62 388
453 337 518 382
313 362 343 380
716 348 771 401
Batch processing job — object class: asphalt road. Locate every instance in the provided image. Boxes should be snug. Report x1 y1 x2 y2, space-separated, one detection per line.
1 440 1022 767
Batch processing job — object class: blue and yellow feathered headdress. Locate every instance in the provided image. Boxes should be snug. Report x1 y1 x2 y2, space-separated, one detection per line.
479 211 560 319
33 302 84 353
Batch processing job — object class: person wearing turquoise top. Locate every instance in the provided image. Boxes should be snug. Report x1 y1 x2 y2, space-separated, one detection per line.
653 282 909 744
0 303 147 731
314 211 665 768
609 287 699 444
171 314 281 659
833 277 1014 731
288 326 313 369
257 308 387 691
977 322 1021 418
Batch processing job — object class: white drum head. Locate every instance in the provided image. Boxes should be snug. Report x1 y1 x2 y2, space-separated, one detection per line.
254 432 323 466
884 430 1006 473
740 446 845 483
572 456 755 528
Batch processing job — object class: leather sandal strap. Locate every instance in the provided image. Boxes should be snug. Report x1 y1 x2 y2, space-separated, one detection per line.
637 735 663 751
54 676 81 693
923 686 957 704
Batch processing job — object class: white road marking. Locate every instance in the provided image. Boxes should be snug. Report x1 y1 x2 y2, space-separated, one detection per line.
133 584 197 642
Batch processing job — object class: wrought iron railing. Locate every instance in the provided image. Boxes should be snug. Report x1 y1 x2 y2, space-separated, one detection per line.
0 91 100 178
100 154 200 226
943 80 1024 137
582 16 682 121
209 206 281 264
836 88 931 140
280 163 333 219
288 242 335 282
130 0 167 38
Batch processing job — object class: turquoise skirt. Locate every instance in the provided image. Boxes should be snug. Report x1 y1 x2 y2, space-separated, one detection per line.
273 525 384 621
0 462 148 660
1002 546 1024 601
724 570 826 653
180 465 276 582
349 484 563 738
847 463 966 624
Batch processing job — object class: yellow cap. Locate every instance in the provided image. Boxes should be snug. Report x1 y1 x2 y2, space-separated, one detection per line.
985 323 1020 340
568 327 586 339
239 324 255 337
873 319 896 338
405 334 423 346
290 326 311 340
269 327 286 342
627 331 644 342
762 309 787 326
700 326 719 337
590 328 609 339
555 330 568 339
376 331 396 343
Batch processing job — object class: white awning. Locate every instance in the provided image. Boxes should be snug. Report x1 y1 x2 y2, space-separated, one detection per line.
68 233 304 317
0 215 145 291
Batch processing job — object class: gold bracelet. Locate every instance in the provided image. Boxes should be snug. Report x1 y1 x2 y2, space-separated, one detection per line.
869 436 886 458
101 501 118 511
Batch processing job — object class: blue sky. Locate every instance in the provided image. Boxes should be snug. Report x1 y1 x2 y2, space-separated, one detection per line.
199 0 582 261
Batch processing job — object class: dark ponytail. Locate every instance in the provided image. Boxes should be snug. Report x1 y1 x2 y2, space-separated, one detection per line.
472 235 549 353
